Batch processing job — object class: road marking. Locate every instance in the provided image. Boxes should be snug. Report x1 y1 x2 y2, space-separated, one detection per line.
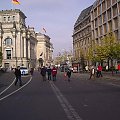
0 77 32 101
107 83 120 87
0 78 16 96
50 81 82 120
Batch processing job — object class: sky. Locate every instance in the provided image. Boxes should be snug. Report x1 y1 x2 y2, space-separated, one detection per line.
0 0 95 56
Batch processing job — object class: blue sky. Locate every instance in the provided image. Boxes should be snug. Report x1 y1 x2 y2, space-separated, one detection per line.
0 0 95 56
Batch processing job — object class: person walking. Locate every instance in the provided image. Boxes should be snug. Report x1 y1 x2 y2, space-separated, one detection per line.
67 69 71 82
89 65 95 80
52 66 57 81
97 65 103 77
30 67 34 76
40 66 47 81
47 66 52 80
14 66 22 86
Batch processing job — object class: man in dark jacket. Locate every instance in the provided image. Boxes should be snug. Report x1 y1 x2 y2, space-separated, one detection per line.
47 66 52 80
41 66 47 81
67 69 71 82
14 66 22 86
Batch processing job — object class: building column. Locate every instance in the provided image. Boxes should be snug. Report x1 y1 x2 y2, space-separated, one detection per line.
23 37 26 58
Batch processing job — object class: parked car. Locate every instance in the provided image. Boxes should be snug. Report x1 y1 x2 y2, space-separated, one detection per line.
20 66 29 75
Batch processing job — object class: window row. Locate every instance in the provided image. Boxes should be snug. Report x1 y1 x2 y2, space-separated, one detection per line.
3 16 15 22
91 2 119 19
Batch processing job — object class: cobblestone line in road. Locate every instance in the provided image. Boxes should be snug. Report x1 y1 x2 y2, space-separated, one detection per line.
50 81 83 120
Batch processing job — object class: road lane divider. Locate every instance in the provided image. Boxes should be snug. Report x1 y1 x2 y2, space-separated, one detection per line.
0 77 32 101
0 78 16 96
50 81 82 120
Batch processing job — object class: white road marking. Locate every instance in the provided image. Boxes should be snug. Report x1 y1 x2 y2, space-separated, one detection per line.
0 77 32 101
50 81 83 120
107 83 120 87
0 78 16 96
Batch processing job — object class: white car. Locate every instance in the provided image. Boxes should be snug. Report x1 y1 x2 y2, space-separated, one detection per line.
20 66 29 75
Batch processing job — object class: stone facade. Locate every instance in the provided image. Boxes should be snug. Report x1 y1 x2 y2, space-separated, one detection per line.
36 32 53 67
0 9 53 69
73 0 120 66
73 6 93 65
91 0 120 44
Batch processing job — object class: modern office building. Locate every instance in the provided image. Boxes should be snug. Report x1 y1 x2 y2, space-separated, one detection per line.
91 0 120 45
73 0 120 67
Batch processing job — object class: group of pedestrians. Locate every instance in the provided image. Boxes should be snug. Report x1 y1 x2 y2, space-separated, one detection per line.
88 64 103 80
40 66 57 81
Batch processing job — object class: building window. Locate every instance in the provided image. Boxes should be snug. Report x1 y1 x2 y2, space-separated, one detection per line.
8 16 10 21
103 24 107 34
95 18 98 28
99 15 102 25
112 0 117 4
119 2 120 14
107 9 112 20
108 21 112 31
114 17 118 30
106 0 111 8
13 16 15 21
112 4 118 17
114 30 118 40
3 17 6 21
4 38 12 46
6 50 11 59
103 12 106 23
102 1 106 12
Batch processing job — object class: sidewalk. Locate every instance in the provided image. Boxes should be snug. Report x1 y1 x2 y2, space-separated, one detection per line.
94 71 120 86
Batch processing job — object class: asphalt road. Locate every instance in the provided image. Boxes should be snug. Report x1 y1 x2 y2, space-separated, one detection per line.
0 71 120 120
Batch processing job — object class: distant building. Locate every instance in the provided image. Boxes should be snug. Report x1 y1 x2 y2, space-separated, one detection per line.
36 32 53 67
0 9 53 69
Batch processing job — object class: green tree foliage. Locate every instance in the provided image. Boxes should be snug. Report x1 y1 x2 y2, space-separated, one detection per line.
86 33 120 64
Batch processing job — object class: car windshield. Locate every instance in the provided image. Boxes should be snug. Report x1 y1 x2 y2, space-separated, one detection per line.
20 67 27 69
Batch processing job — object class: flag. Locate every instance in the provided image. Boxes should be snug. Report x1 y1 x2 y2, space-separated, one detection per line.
42 28 46 33
12 0 20 5
40 52 43 56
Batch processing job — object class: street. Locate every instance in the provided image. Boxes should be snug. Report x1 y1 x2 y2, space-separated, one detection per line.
0 71 120 120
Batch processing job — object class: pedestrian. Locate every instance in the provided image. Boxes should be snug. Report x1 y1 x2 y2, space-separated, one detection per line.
105 65 108 71
52 66 57 81
85 65 89 72
14 66 22 86
67 69 71 82
30 67 34 75
97 65 103 77
89 65 95 80
47 66 52 80
40 66 47 81
115 64 118 74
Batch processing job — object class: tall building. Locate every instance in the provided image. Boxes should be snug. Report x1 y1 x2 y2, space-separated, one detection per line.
73 6 93 66
91 0 120 44
0 9 53 69
73 0 120 67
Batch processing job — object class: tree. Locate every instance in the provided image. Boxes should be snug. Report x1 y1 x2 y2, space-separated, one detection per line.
86 33 120 66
